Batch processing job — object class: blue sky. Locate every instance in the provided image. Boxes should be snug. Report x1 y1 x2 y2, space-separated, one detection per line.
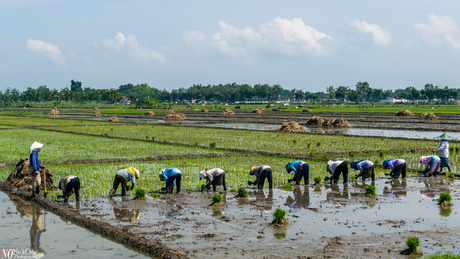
1 0 459 92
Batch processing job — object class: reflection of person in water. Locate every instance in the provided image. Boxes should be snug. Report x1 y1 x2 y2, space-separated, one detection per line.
30 204 46 254
326 184 349 205
285 185 310 210
420 177 451 199
109 198 140 221
350 181 375 198
383 179 407 199
253 189 273 212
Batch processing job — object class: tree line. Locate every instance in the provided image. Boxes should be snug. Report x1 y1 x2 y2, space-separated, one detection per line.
0 80 457 107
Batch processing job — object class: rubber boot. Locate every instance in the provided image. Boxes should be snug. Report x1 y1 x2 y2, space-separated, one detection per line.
109 188 116 197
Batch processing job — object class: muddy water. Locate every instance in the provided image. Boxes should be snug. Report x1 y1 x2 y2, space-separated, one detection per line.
0 192 151 258
76 177 460 258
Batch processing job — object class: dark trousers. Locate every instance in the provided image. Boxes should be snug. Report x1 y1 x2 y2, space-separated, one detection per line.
331 162 348 184
294 165 309 185
166 174 182 193
65 178 80 201
207 173 227 191
113 175 128 196
255 168 273 189
391 163 407 179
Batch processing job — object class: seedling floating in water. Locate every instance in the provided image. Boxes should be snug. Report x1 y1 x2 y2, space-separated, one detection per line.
272 208 287 225
438 192 453 207
134 188 146 200
212 194 223 206
364 185 377 197
237 187 248 197
446 173 455 178
401 236 421 255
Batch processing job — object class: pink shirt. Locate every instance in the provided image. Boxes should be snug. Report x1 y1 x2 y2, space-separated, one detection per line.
205 168 225 182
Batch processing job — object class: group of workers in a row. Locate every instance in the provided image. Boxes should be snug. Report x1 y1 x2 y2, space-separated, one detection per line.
27 133 452 201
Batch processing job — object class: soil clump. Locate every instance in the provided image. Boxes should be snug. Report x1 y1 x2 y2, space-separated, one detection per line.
108 117 120 122
145 111 154 115
302 108 313 112
47 107 60 115
419 113 438 120
164 113 186 121
5 158 56 191
394 109 413 116
277 121 306 133
221 109 235 115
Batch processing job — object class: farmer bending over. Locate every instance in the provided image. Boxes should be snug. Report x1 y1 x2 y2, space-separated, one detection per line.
383 159 407 179
29 142 45 196
109 167 139 197
433 133 452 174
285 160 309 185
199 168 227 191
249 165 273 189
420 155 441 177
159 168 182 194
326 160 348 184
350 160 375 181
59 175 80 202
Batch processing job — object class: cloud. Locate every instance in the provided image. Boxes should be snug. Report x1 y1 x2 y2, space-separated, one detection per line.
185 17 333 56
349 20 392 46
26 39 67 65
414 13 460 49
96 33 166 62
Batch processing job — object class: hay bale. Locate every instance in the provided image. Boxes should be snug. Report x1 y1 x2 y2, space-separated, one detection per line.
201 108 208 113
166 109 175 113
22 107 27 110
221 109 235 115
93 107 99 111
6 158 56 192
302 108 313 112
164 113 186 121
186 105 192 109
340 103 345 107
322 104 328 107
394 109 413 116
47 107 60 115
253 108 264 113
332 118 352 127
306 116 324 127
372 104 376 107
235 105 241 109
299 104 303 107
94 112 101 117
277 121 306 133
224 103 229 106
108 117 120 122
322 118 334 127
419 113 438 120
201 103 206 106
145 111 154 115
332 104 337 106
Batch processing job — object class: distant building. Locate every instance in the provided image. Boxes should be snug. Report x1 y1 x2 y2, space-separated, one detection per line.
380 96 408 103
121 96 131 104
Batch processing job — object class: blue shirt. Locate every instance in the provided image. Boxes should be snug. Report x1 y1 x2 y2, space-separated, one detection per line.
162 168 181 183
29 151 41 172
428 155 440 166
285 161 306 174
356 160 374 173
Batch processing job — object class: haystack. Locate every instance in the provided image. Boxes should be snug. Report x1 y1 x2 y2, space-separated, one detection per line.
224 103 229 106
201 103 206 106
22 107 27 110
299 104 303 107
277 121 306 133
221 109 235 115
166 109 175 113
302 108 313 112
322 118 334 127
322 104 328 107
201 108 208 113
253 108 264 113
186 105 192 109
332 104 337 106
164 113 186 121
93 107 99 111
6 158 56 192
332 118 352 127
108 117 120 122
47 107 60 115
145 111 154 115
419 113 438 120
340 103 345 107
306 116 324 127
94 111 101 117
235 105 241 109
394 109 413 116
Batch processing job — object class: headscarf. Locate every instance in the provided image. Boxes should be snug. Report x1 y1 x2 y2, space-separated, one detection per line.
382 159 391 169
285 162 292 173
158 169 166 181
126 167 139 178
29 142 44 154
350 162 359 169
199 170 207 180
326 160 334 171
420 156 431 164
249 166 257 175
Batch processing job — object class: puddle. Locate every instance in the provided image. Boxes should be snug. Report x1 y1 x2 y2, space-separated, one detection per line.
0 192 151 258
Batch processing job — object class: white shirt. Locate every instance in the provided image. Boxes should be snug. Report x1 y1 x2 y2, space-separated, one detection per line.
435 141 449 158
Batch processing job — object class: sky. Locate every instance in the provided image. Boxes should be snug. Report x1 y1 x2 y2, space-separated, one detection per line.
1 0 460 92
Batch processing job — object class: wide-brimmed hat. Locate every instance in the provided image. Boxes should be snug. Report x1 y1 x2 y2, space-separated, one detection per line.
126 167 139 178
439 133 451 140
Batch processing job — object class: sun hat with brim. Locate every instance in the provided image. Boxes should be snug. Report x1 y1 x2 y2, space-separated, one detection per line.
439 133 451 140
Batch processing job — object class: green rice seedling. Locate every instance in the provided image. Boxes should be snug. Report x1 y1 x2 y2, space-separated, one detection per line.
293 139 297 144
229 188 237 192
237 187 248 197
146 135 149 139
422 251 460 258
212 193 223 206
309 151 315 157
349 174 357 180
151 136 155 140
134 188 145 200
194 142 198 145
151 193 161 198
200 184 207 191
313 176 322 185
316 142 321 147
456 147 459 152
438 192 452 207
272 208 287 224
349 152 354 159
324 176 331 182
446 173 455 178
379 150 384 157
449 147 454 153
247 180 254 186
423 137 427 141
209 142 216 148
401 236 421 255
280 183 292 191
365 185 377 197
307 143 311 148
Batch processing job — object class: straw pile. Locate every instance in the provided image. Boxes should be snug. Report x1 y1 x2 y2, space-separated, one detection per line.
332 104 337 106
93 107 99 111
306 116 351 127
201 108 208 113
47 107 60 115
419 113 438 120
186 105 192 109
201 103 206 106
94 112 101 117
164 113 186 121
224 103 229 106
166 109 175 113
322 118 334 127
108 117 120 122
332 118 352 127
145 111 154 115
302 108 313 112
340 103 345 107
221 109 235 115
6 158 56 192
253 108 264 113
306 116 324 126
22 107 27 110
322 104 328 106
277 121 306 133
299 104 303 107
394 109 413 116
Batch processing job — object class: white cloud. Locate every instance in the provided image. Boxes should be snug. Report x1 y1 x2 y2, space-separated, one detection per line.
26 39 67 65
349 20 392 46
185 17 333 56
96 33 166 62
414 13 460 49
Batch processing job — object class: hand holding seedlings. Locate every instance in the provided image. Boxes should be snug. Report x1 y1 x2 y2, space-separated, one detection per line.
326 160 348 184
382 159 407 179
249 165 273 189
109 167 139 197
59 175 80 202
419 155 441 177
285 161 309 185
350 160 375 181
159 168 182 194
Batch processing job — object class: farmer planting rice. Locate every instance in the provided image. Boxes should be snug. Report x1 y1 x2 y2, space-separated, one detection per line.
433 133 452 174
382 159 407 179
29 142 45 196
350 160 375 181
59 175 80 202
285 160 309 185
249 165 273 189
326 160 348 184
109 167 139 197
159 168 182 193
420 155 441 177
199 168 227 191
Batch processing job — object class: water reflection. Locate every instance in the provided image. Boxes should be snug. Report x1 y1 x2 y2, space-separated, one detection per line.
109 198 141 221
326 184 349 206
419 177 451 199
383 179 406 199
285 186 309 210
253 189 273 212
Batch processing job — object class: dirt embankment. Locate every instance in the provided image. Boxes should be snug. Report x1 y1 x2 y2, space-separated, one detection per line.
0 182 186 259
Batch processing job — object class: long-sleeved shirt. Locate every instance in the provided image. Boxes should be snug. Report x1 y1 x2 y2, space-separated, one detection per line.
204 168 224 182
59 175 77 194
29 151 43 172
435 141 449 158
387 159 406 170
286 161 305 174
116 169 136 185
253 165 271 180
327 161 344 174
162 168 181 182
356 160 374 173
427 155 440 166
